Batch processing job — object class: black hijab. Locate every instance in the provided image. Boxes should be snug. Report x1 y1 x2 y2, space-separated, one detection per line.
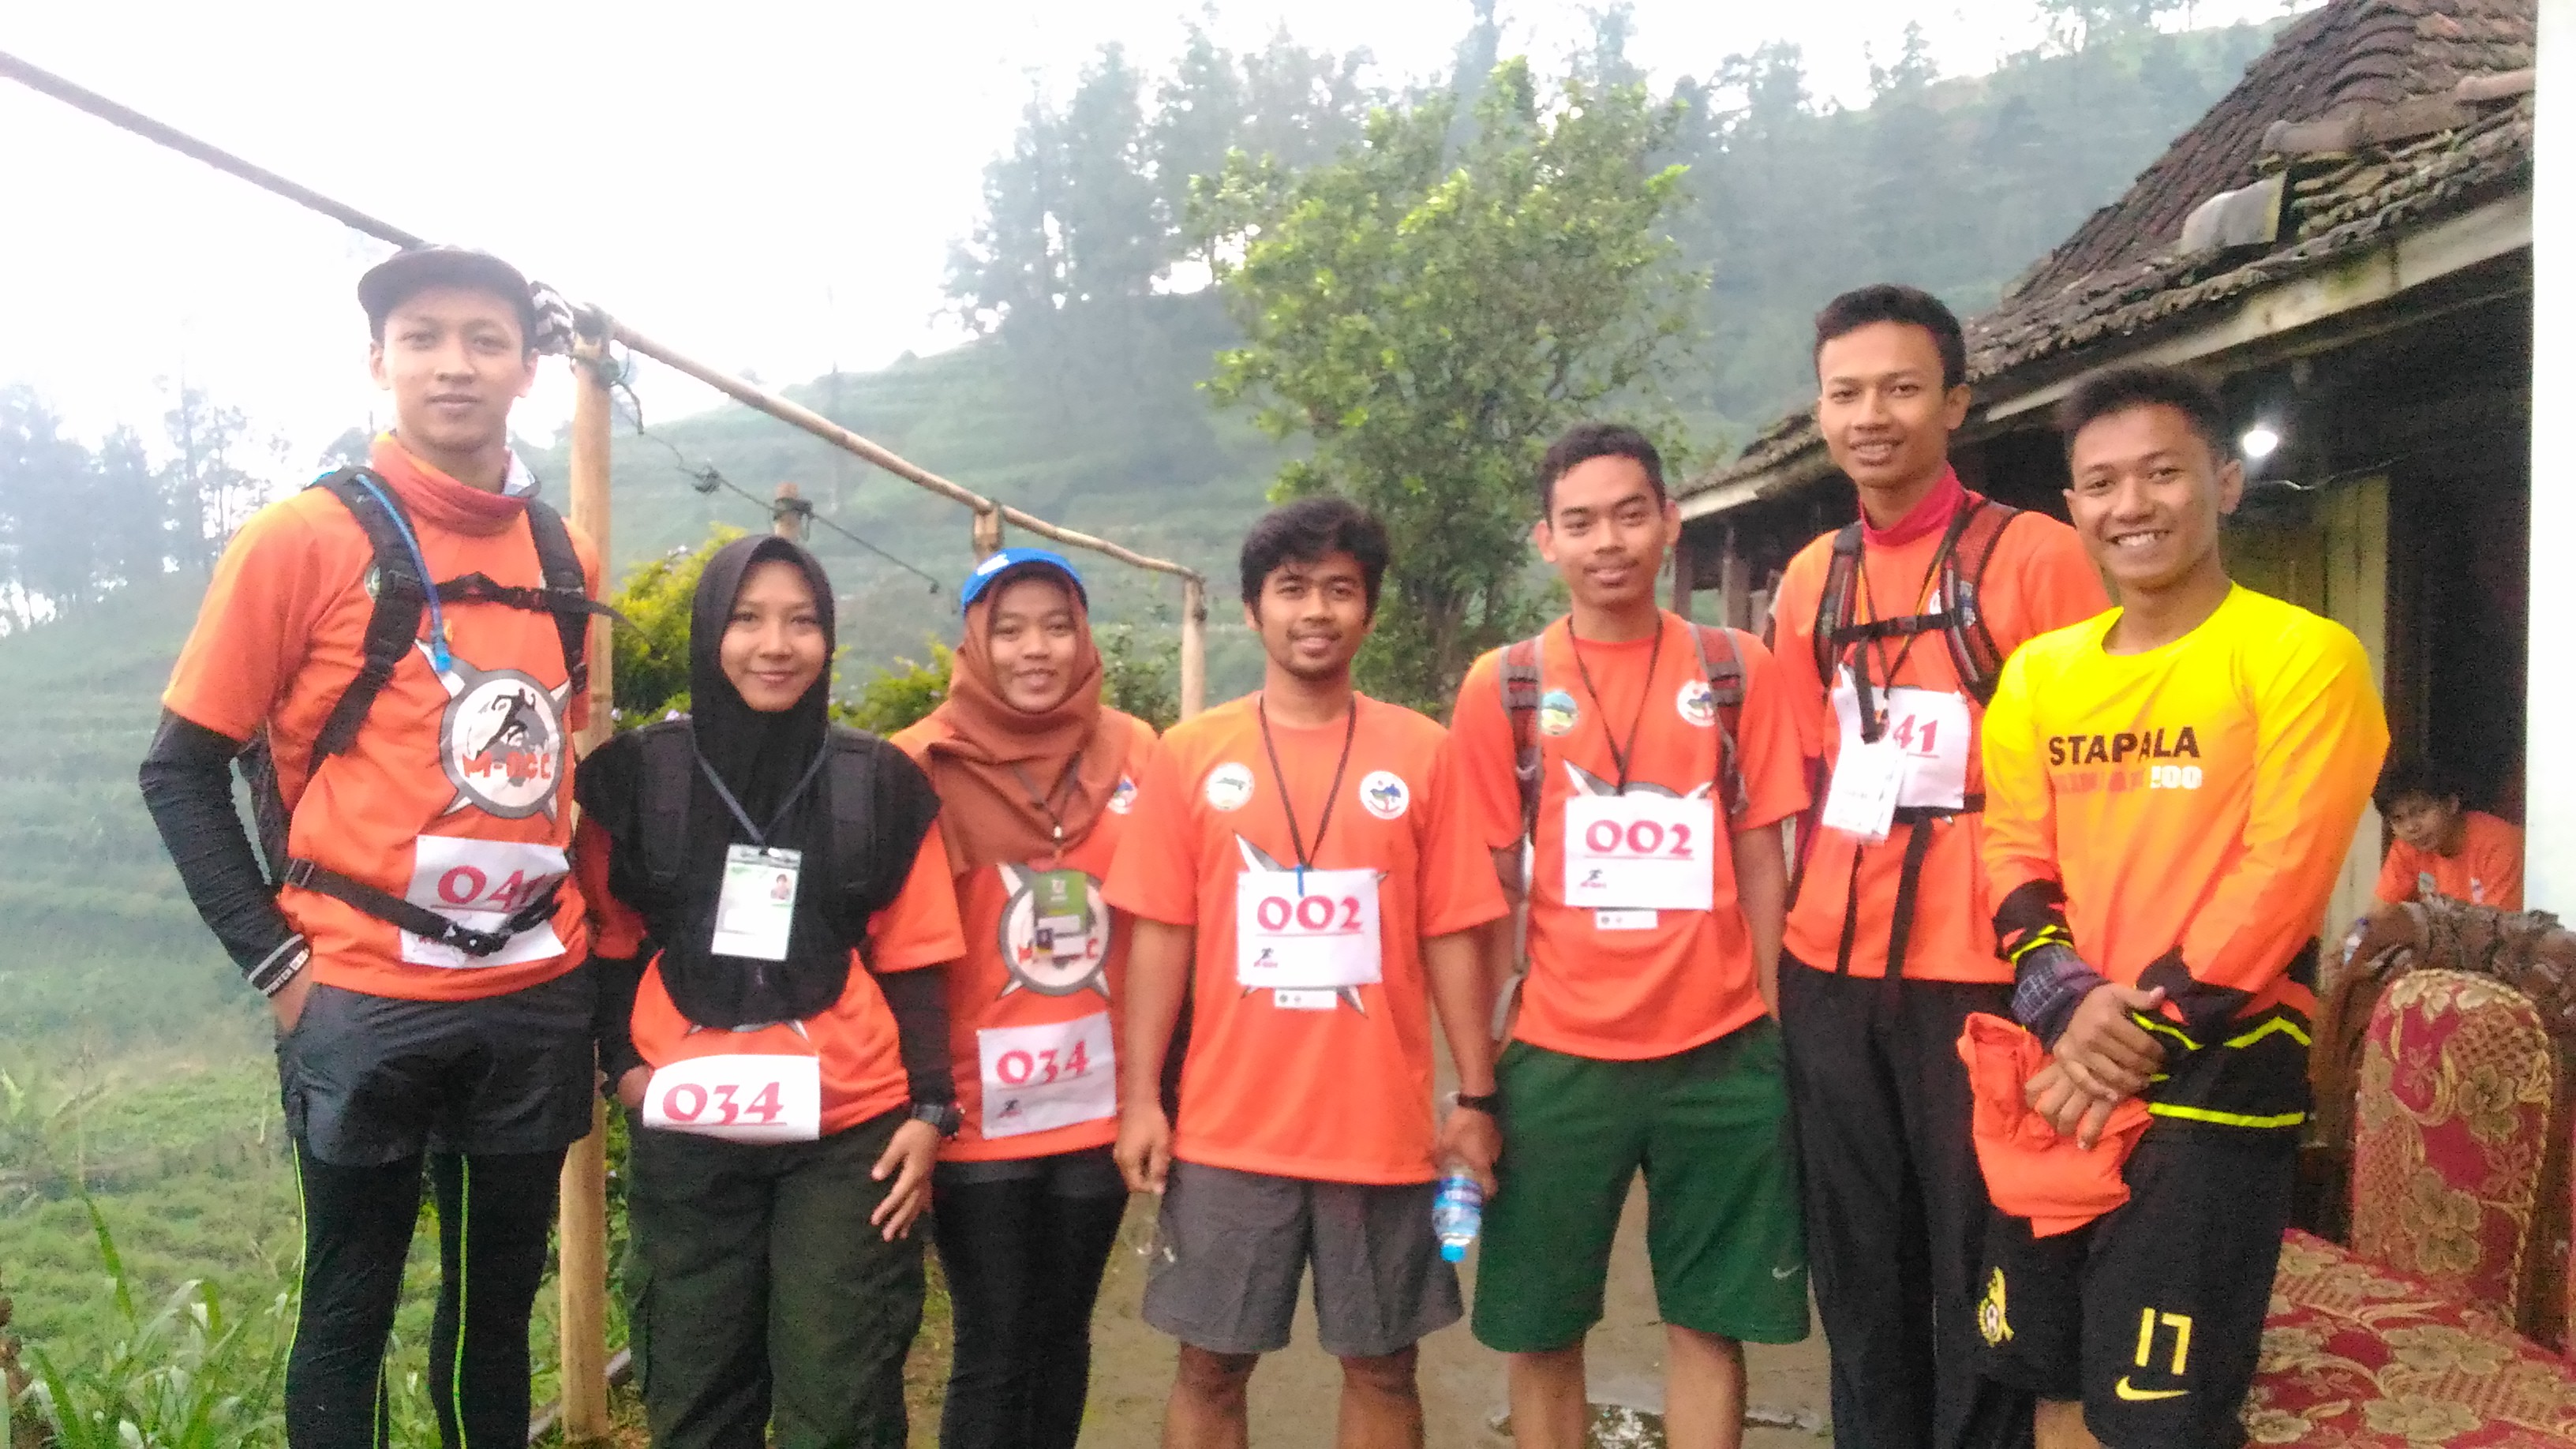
580 535 940 1028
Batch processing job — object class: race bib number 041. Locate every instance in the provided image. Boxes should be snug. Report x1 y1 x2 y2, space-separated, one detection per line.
642 1053 822 1144
1561 795 1715 912
1235 868 1384 990
978 1012 1117 1140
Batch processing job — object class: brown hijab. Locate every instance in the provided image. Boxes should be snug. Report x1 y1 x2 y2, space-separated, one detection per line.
908 564 1140 874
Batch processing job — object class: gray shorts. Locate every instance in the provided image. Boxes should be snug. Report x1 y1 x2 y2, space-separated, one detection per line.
1141 1160 1461 1360
277 966 597 1166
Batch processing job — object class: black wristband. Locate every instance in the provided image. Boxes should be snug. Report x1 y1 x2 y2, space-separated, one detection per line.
1452 1090 1501 1114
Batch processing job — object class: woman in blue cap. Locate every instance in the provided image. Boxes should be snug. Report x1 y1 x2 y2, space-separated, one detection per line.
891 549 1159 1449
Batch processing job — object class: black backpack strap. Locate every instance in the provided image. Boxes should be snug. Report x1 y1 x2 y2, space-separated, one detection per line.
1500 636 1545 844
1811 523 1864 691
281 857 563 957
1938 499 2022 706
631 721 697 897
308 469 429 772
1687 624 1748 818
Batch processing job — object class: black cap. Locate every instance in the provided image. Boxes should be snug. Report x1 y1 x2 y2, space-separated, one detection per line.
358 245 539 343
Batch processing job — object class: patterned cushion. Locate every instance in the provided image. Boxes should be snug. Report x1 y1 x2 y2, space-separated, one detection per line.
2254 1230 2576 1445
2352 970 2557 1325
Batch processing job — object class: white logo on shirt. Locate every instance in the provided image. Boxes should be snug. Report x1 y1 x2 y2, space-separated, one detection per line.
1205 762 1256 812
1358 770 1410 820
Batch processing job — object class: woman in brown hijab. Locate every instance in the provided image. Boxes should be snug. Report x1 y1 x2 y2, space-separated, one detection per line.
890 548 1157 1449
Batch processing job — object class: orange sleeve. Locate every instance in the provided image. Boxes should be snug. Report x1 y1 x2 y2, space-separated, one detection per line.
1102 734 1200 925
1443 650 1526 853
2171 624 2387 1005
2373 839 2421 904
867 829 968 972
1726 629 1809 832
575 815 649 957
1765 548 1831 761
1997 517 2113 646
161 500 338 742
1417 733 1512 938
2479 819 2525 912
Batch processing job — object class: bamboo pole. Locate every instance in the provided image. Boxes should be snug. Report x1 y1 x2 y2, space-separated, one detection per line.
556 332 616 1445
1179 575 1208 721
773 481 810 542
611 322 1199 584
972 506 1002 558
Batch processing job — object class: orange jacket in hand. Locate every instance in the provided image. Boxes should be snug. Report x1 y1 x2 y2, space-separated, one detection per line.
1957 1011 2150 1237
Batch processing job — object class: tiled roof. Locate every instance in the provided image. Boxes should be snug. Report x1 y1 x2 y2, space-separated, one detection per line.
1688 0 2534 498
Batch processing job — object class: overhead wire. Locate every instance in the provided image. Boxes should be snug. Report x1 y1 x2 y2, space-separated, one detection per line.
607 348 949 601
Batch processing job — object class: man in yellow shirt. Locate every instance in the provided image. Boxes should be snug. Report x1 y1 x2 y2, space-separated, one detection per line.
1974 365 2387 1449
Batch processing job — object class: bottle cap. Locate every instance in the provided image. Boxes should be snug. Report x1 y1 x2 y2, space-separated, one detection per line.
1440 1242 1466 1263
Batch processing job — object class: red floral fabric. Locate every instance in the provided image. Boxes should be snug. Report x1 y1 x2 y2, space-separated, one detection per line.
2249 1230 2576 1444
2351 970 2556 1325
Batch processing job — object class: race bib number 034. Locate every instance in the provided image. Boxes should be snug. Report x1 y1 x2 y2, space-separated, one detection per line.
1561 795 1715 912
978 1012 1117 1140
1235 868 1384 990
642 1053 822 1144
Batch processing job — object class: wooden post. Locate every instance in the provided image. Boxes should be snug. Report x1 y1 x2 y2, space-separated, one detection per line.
772 482 809 542
972 506 1002 558
557 333 616 1445
1720 526 1751 633
1179 575 1208 721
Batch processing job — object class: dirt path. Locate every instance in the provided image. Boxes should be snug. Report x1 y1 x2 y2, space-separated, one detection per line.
1077 1187 1834 1446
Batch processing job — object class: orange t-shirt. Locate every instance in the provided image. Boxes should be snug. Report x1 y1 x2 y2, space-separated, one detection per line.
2376 811 2524 911
1102 693 1507 1185
162 435 601 1002
889 719 1159 1163
1982 586 2388 1024
1447 612 1807 1060
581 820 968 1137
1767 486 2110 983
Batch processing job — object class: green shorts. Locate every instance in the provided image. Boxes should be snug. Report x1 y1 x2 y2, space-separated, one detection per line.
1472 1019 1809 1353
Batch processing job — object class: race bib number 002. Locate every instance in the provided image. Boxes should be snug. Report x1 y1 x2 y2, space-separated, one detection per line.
1561 795 1715 912
1235 868 1384 990
642 1053 822 1144
978 1012 1117 1140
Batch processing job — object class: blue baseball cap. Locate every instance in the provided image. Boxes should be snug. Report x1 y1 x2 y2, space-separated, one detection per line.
960 547 1089 611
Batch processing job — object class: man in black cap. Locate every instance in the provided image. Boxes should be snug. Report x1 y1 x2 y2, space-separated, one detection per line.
141 245 605 1447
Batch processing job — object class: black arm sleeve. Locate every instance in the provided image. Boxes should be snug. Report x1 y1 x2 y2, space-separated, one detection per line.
874 965 956 1106
591 950 650 1087
138 710 300 985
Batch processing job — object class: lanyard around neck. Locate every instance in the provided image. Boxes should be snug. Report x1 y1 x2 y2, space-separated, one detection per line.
1568 622 1663 793
1006 751 1086 860
695 745 833 848
1256 695 1357 893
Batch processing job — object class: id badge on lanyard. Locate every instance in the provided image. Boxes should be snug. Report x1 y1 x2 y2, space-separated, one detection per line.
713 844 802 960
1824 668 1972 842
642 1024 824 1144
1235 868 1384 1004
978 1011 1117 1139
1561 794 1715 912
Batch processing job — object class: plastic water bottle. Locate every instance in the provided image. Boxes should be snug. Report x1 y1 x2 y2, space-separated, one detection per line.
1432 1171 1485 1263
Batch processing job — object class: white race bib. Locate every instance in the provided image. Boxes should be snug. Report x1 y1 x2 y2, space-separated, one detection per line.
1235 868 1383 990
1561 795 1715 912
713 845 801 961
642 1052 822 1144
978 1012 1117 1140
1827 671 1974 833
397 837 567 968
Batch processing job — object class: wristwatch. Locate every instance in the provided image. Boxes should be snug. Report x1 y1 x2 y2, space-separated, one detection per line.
910 1101 964 1138
1451 1090 1502 1114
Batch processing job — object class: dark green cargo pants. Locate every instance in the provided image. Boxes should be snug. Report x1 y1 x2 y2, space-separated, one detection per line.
627 1107 925 1449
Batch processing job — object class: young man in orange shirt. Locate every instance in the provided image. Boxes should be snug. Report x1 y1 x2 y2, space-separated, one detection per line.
2371 758 2523 911
1765 285 2110 1449
139 248 604 1447
1977 365 2386 1449
1108 496 1508 1449
1447 424 1810 1449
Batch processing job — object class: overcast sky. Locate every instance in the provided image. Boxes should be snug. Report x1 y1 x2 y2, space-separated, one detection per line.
1 0 2305 467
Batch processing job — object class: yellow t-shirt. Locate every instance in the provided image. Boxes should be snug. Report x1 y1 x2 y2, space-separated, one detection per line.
1981 585 2388 1032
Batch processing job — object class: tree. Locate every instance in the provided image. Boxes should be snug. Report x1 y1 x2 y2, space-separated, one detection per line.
1201 59 1699 709
607 527 745 725
0 388 96 627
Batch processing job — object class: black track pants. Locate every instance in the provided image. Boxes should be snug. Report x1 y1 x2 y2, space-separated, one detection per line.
1778 959 2032 1449
930 1162 1128 1449
285 1144 566 1448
